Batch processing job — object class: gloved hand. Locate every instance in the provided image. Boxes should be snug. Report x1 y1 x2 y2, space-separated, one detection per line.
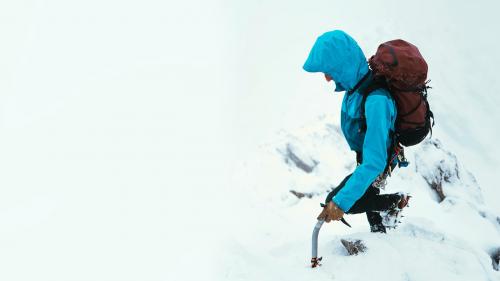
317 201 344 222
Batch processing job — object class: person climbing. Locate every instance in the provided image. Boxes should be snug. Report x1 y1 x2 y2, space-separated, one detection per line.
303 30 428 233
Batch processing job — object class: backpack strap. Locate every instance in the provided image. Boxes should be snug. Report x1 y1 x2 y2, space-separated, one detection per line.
356 76 401 175
358 76 388 132
346 71 371 96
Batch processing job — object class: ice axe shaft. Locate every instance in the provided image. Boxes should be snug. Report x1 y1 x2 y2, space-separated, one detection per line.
311 219 324 268
311 217 351 268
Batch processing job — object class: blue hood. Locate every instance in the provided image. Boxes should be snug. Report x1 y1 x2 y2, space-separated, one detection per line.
303 30 369 92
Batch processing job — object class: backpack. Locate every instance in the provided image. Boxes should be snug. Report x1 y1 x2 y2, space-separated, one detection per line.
356 39 435 147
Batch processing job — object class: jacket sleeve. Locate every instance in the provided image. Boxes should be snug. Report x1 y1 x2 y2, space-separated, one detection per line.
332 94 395 212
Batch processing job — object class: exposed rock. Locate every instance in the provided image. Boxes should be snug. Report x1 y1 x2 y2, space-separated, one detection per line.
492 248 500 271
414 139 481 204
279 143 319 173
341 239 367 255
289 190 315 199
428 167 447 202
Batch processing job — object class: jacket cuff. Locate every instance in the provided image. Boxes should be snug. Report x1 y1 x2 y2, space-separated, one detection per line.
332 196 350 213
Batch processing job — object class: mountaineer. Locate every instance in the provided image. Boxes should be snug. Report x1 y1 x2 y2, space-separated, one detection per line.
304 30 433 233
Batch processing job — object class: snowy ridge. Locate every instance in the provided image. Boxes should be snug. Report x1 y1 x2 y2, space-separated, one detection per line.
225 114 500 281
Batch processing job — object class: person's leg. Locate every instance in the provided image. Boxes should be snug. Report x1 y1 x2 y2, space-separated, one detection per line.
344 185 385 232
326 175 400 214
347 186 401 214
346 185 401 233
366 211 386 233
324 175 402 233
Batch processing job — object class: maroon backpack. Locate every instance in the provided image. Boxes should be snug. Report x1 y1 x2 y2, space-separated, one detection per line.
358 39 434 147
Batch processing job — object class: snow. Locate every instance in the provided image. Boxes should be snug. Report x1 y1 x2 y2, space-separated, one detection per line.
219 1 500 280
223 118 499 280
0 0 499 280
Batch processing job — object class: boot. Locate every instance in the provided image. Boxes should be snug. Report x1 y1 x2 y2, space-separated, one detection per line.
380 193 411 229
367 211 386 233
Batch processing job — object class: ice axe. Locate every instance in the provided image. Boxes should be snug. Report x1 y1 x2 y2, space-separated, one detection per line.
311 203 351 268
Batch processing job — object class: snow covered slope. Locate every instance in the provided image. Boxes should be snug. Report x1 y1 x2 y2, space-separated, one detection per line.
222 115 499 280
1 1 499 280
220 1 500 279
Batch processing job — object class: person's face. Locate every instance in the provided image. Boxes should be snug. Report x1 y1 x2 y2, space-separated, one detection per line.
324 73 333 82
324 73 346 92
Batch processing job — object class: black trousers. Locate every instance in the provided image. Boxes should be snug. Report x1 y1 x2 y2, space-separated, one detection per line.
327 174 400 231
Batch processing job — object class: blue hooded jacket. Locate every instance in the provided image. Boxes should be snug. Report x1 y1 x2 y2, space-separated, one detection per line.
303 30 397 212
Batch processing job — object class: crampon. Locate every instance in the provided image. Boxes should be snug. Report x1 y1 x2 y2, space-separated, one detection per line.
380 193 411 229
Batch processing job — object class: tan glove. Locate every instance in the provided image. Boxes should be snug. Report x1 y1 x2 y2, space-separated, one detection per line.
317 201 344 223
